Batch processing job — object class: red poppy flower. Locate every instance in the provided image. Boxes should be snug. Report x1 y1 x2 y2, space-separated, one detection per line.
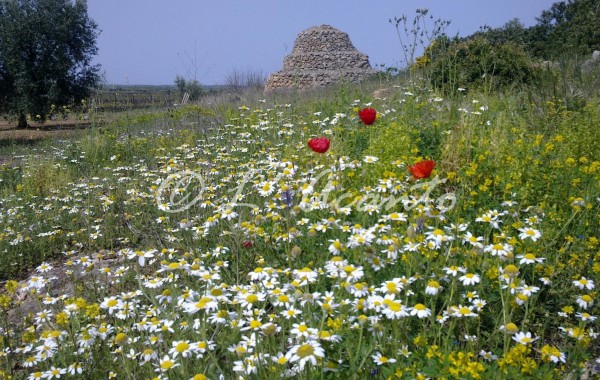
358 107 377 125
243 240 253 248
308 137 330 153
408 160 436 179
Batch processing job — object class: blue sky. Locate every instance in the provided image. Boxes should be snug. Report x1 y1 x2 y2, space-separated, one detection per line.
87 1 558 85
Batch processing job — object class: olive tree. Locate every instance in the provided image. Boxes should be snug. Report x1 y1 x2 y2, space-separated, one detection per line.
0 0 100 128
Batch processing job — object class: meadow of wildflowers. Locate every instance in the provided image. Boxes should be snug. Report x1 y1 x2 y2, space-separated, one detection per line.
0 81 598 379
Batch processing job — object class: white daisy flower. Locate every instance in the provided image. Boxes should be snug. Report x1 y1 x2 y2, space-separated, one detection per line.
285 340 325 370
512 331 537 345
573 277 595 290
372 351 397 365
410 303 432 318
459 273 481 286
518 227 541 241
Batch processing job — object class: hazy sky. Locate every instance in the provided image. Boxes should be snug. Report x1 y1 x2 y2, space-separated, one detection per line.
87 1 558 85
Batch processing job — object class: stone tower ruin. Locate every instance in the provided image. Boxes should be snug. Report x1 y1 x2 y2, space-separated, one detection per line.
265 25 377 91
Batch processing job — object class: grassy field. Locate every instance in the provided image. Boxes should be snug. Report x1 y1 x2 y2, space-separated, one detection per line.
0 73 598 379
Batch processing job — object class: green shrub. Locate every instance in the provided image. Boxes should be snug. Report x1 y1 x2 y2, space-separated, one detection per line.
424 37 536 92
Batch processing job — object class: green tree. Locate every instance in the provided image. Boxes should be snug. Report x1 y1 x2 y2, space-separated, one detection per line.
528 0 599 59
0 0 100 128
472 19 529 47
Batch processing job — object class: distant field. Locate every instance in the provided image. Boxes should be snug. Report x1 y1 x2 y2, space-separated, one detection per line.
0 84 229 133
91 84 227 112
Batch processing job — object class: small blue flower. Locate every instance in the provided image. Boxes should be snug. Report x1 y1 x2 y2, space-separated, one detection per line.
283 190 295 208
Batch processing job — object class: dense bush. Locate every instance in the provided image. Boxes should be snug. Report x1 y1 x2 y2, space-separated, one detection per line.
423 37 537 92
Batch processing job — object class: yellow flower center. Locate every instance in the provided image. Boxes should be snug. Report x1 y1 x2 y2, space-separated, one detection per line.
277 356 288 364
389 301 403 312
504 323 518 334
175 342 189 352
296 344 315 358
161 360 174 370
114 333 127 344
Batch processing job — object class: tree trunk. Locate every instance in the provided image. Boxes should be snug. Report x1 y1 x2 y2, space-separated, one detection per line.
16 113 28 129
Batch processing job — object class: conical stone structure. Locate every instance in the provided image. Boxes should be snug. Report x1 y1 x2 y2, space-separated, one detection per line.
265 25 377 91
